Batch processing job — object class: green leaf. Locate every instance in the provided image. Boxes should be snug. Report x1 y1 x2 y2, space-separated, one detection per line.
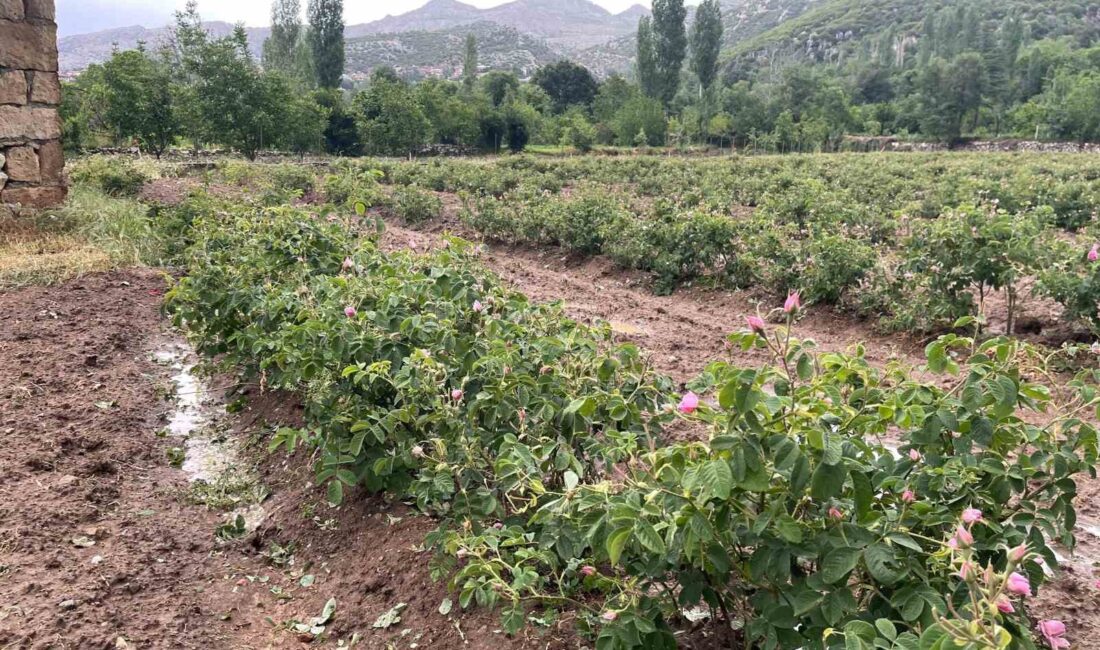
699 459 733 500
875 618 897 641
606 527 631 565
820 546 861 584
634 520 666 555
501 602 525 635
864 544 905 586
810 462 847 500
774 515 803 543
326 480 344 506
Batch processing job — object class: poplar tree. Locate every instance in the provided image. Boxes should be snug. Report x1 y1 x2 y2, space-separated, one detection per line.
307 0 344 88
652 0 687 106
636 16 658 99
689 0 722 94
263 0 302 74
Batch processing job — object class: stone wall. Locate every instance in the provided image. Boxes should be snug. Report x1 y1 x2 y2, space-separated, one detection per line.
0 0 65 215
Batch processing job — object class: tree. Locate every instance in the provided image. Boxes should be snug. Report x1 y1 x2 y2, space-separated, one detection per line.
102 49 180 158
558 108 596 152
354 77 430 158
651 0 687 106
314 88 361 155
263 0 301 72
191 37 290 159
1055 72 1100 143
504 96 538 153
480 71 518 107
708 111 734 149
417 79 479 146
689 0 722 95
531 60 599 114
613 95 666 146
636 16 658 99
463 34 478 90
307 0 344 88
285 95 329 157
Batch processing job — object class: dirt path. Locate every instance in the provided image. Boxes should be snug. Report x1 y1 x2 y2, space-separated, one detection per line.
0 270 578 649
0 270 246 648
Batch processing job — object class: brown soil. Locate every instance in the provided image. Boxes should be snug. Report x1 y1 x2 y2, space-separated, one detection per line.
0 270 575 649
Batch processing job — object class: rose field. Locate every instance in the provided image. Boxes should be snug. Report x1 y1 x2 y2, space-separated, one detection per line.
3 151 1100 650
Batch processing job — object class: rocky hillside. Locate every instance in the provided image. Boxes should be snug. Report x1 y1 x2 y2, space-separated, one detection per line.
364 0 646 49
345 21 560 81
728 0 1100 65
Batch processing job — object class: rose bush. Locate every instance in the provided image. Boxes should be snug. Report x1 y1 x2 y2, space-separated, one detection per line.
166 172 1098 649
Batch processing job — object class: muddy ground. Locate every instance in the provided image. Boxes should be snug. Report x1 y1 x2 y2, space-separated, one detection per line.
0 270 574 649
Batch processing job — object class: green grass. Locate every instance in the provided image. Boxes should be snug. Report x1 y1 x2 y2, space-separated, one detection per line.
0 184 163 289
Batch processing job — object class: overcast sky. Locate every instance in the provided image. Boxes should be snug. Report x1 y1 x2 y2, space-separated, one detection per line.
58 0 652 36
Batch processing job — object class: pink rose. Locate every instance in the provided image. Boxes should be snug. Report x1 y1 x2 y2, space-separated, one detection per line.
678 392 699 414
344 305 357 318
1009 543 1028 562
1038 620 1069 649
828 507 843 521
342 256 354 271
601 611 617 622
908 449 921 462
954 525 974 547
961 508 982 524
783 291 801 314
996 597 1015 614
580 566 597 577
451 389 464 401
1005 571 1032 597
901 489 916 503
1089 244 1098 263
746 315 766 334
473 300 484 313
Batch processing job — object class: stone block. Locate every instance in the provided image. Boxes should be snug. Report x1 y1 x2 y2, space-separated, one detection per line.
0 70 27 105
0 0 23 20
0 170 7 192
24 0 55 20
2 184 66 208
4 145 39 181
37 139 62 182
29 71 59 104
0 20 58 71
0 105 61 140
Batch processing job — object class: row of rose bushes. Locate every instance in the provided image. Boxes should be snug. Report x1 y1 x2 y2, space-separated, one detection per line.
163 185 1098 649
373 153 1100 231
328 157 1100 337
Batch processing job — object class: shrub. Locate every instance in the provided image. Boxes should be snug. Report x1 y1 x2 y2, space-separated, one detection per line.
68 155 152 197
390 186 443 224
167 191 1098 650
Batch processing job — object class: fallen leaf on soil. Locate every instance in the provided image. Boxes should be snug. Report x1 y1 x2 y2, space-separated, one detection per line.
372 602 407 629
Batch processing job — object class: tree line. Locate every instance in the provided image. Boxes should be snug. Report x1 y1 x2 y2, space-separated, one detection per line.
61 0 1100 158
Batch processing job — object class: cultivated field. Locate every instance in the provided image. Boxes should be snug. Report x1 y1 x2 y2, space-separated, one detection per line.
2 152 1099 649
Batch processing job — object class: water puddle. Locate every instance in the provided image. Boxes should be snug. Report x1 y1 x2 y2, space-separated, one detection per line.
154 340 266 536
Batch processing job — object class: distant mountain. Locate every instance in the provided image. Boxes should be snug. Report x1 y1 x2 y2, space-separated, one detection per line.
363 0 647 49
727 0 1100 66
574 0 826 78
58 0 647 76
345 21 560 81
58 22 270 73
